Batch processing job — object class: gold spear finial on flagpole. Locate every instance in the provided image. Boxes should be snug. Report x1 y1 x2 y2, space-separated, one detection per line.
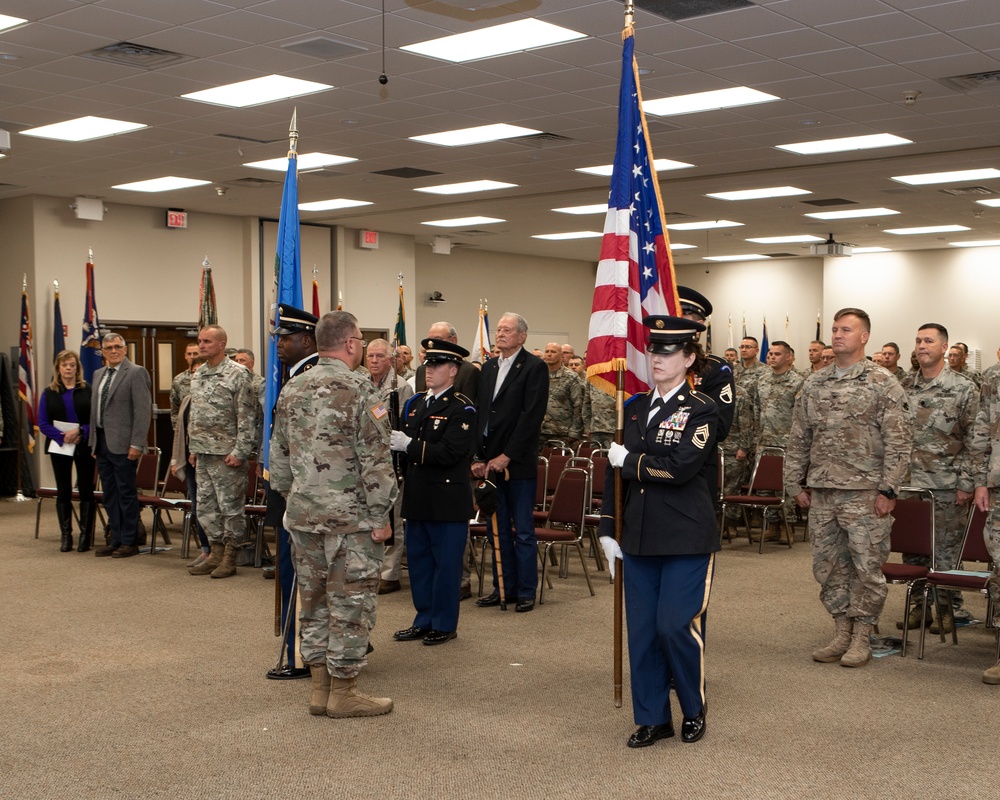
288 108 299 156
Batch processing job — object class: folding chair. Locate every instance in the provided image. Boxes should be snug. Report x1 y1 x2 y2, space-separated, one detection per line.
147 469 191 556
719 447 793 552
536 467 595 604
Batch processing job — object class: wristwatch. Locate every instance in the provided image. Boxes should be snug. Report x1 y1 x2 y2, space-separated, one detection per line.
878 488 897 500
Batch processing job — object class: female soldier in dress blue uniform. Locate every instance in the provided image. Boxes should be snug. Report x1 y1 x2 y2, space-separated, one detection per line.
599 315 720 748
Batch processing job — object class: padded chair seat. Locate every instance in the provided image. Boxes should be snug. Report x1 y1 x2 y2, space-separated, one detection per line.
537 526 580 543
882 563 929 582
926 571 991 590
722 494 783 505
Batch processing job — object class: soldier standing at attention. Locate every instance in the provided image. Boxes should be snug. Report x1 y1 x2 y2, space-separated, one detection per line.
269 311 397 717
972 359 1000 684
187 325 257 579
785 308 912 668
540 341 584 447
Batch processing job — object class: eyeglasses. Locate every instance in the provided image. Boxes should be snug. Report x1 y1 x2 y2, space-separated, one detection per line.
349 336 368 348
102 344 125 351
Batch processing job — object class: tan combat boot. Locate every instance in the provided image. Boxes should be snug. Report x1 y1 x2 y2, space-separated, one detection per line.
309 664 331 716
812 614 852 663
327 676 393 718
840 620 874 668
929 606 955 635
210 542 239 579
895 605 930 631
982 659 1000 685
188 543 224 575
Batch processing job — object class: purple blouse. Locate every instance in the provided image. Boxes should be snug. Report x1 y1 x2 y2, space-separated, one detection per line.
38 387 90 446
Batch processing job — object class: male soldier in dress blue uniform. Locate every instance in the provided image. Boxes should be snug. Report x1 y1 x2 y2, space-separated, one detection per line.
390 339 476 645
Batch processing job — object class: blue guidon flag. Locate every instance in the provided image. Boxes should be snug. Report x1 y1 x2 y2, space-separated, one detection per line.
587 29 680 400
80 255 103 383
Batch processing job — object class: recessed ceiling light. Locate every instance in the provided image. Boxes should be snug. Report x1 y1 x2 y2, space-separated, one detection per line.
976 198 1000 208
670 243 697 250
708 186 811 201
553 203 607 215
746 235 826 244
112 176 210 192
851 247 891 253
410 123 541 147
20 116 147 142
532 231 603 240
666 220 744 231
0 14 27 32
950 240 1000 248
401 19 585 63
421 216 505 227
804 207 899 220
182 75 333 108
298 198 372 211
776 133 911 155
643 87 780 117
576 159 693 177
885 225 970 235
891 168 1000 185
415 180 517 195
245 152 357 171
703 254 771 262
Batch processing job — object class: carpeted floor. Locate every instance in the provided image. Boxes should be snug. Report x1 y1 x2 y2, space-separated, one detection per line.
3 500 999 799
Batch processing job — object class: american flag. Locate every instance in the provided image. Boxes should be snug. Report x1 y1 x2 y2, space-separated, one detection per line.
587 30 679 399
19 286 37 453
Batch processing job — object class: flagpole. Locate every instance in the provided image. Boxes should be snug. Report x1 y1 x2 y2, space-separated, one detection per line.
613 364 625 708
11 275 31 502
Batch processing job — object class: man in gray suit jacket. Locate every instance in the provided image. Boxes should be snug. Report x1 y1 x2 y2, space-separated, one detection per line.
89 333 152 558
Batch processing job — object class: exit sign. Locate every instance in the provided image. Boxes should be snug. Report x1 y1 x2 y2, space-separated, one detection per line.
166 209 188 229
359 229 379 249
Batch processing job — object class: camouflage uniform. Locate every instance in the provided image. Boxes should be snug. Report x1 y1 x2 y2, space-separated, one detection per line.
540 365 584 443
785 360 912 624
269 357 397 678
969 368 1000 625
584 382 616 448
188 357 256 546
900 368 978 612
722 381 758 520
958 365 982 389
756 368 805 522
170 369 193 430
370 371 413 583
734 359 765 390
247 371 265 456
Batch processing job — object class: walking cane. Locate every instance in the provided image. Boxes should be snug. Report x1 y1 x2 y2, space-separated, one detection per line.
475 471 508 611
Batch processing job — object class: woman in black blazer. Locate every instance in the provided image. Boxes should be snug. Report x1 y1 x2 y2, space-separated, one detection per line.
599 316 719 749
37 350 96 552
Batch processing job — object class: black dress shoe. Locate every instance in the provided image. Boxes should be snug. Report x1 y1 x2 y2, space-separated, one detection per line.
393 626 432 641
476 592 502 607
422 630 457 646
459 585 472 601
627 724 674 748
265 666 310 680
515 599 535 613
681 708 707 743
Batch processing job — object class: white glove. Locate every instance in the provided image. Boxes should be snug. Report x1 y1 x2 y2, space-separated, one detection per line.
600 536 623 579
608 441 629 468
390 430 412 452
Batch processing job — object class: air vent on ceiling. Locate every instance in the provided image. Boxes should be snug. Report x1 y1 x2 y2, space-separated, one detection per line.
941 70 1000 92
800 198 857 207
939 185 997 197
82 41 192 69
763 252 799 259
371 167 442 179
216 133 283 145
452 229 498 237
224 177 282 188
635 0 755 22
508 132 575 148
281 36 368 60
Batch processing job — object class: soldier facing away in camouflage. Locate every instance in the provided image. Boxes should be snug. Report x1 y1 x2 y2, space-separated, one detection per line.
785 308 912 668
169 342 201 430
897 323 978 634
540 341 584 446
269 311 397 717
756 341 804 531
186 325 257 579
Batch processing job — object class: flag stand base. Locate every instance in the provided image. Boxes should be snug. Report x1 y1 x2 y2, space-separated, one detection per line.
5 491 30 503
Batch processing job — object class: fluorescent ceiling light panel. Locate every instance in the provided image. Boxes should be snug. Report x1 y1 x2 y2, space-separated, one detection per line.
245 152 357 171
421 216 505 227
950 240 1000 248
415 180 517 195
410 123 540 147
0 14 27 32
298 198 372 211
20 116 147 142
746 235 826 244
112 176 210 192
182 75 333 108
708 186 810 201
804 207 899 220
885 225 970 235
851 247 891 253
643 87 779 117
670 243 697 250
401 19 585 63
976 199 1000 208
532 231 603 240
776 133 911 155
666 220 744 231
576 159 694 177
891 168 1000 185
553 203 608 215
704 254 770 262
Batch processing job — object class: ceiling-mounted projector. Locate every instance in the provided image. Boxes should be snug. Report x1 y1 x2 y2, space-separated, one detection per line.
810 233 853 257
